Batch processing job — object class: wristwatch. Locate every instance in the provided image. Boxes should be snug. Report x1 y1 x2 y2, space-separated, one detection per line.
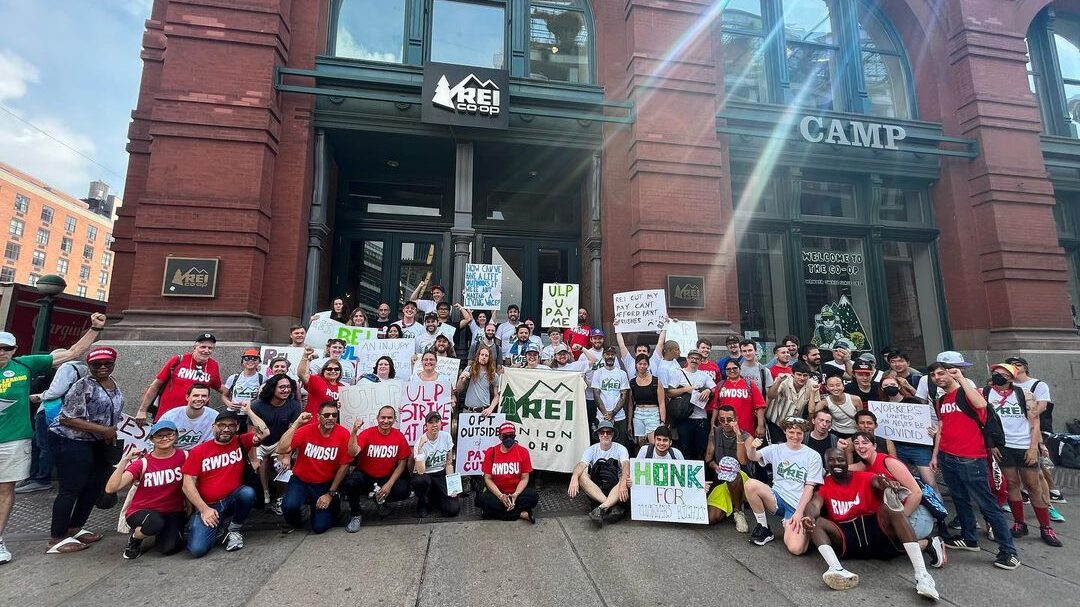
327 490 339 498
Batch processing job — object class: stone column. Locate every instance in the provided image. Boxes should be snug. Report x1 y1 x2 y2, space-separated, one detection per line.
303 129 330 321
451 142 475 292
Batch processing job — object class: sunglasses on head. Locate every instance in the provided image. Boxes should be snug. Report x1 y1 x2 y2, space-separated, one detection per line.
785 416 807 425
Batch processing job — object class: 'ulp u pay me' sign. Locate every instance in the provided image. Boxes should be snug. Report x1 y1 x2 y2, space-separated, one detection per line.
630 458 708 524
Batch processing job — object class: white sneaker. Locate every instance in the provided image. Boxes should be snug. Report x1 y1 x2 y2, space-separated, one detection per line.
0 539 10 564
822 568 859 590
915 572 940 601
733 511 750 533
223 531 244 552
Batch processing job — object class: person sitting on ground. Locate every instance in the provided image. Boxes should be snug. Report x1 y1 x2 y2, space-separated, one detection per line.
703 405 750 531
568 420 630 526
801 448 940 600
411 411 461 518
105 420 188 559
275 402 351 534
158 384 219 450
250 373 302 514
635 425 683 460
477 422 538 523
343 406 411 532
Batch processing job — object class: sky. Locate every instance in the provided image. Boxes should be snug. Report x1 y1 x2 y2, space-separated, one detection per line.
0 0 150 199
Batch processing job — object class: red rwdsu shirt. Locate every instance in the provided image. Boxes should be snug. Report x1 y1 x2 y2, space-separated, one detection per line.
291 423 352 484
354 427 411 478
715 378 765 435
126 450 188 517
818 471 882 523
483 443 533 495
304 375 343 416
182 432 257 504
156 354 222 415
936 389 988 459
769 364 792 380
563 325 591 352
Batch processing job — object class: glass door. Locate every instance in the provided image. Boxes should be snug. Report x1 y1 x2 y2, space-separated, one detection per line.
338 232 445 318
799 235 874 353
482 238 578 322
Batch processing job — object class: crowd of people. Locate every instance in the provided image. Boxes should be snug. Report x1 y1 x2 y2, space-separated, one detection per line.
0 285 1070 601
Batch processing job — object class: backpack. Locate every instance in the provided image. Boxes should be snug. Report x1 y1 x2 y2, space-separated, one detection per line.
980 385 1028 417
938 388 1005 452
664 370 695 427
588 458 623 492
227 372 264 397
148 355 183 417
1030 380 1056 433
1045 434 1080 469
41 362 86 426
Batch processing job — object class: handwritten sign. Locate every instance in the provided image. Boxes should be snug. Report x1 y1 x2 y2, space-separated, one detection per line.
338 380 405 432
399 379 454 445
663 320 698 356
613 289 667 333
116 414 152 452
542 283 578 329
630 458 708 524
464 263 502 309
456 413 507 476
306 316 378 360
867 401 933 446
355 338 414 379
412 355 463 379
259 346 304 378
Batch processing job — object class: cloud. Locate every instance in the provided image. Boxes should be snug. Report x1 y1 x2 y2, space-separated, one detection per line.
0 50 39 103
335 29 399 63
119 0 153 17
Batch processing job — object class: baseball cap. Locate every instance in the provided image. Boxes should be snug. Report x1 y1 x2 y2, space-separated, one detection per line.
589 328 605 337
498 422 516 436
990 363 1020 378
526 343 541 354
1004 356 1028 368
936 351 972 368
596 420 615 433
0 331 15 347
430 284 445 293
195 332 216 343
725 335 740 345
242 348 260 358
424 312 439 321
216 410 241 423
686 350 703 359
425 411 442 424
86 346 118 363
832 339 853 351
148 419 178 437
858 352 876 363
852 359 875 374
554 344 570 354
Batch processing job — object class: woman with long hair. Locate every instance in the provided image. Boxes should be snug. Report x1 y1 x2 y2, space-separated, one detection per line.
347 307 368 327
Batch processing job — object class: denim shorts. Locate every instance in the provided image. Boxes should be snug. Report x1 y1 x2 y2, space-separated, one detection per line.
772 489 798 520
895 443 933 467
908 504 935 539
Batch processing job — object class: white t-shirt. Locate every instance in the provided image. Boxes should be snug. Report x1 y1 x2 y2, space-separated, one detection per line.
824 360 846 373
666 368 716 419
1014 377 1051 403
657 358 684 388
591 366 630 421
415 330 439 354
494 321 519 346
159 406 219 450
636 445 684 460
581 348 605 393
541 343 561 362
553 358 591 373
414 430 454 470
758 443 824 510
393 319 424 340
987 387 1032 449
224 371 264 414
915 375 975 401
310 357 356 384
581 442 630 466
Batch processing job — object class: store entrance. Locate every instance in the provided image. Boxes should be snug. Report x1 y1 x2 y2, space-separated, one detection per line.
482 237 579 321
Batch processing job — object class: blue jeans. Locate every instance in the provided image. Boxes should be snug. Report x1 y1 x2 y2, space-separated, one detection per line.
186 485 256 557
939 453 1016 555
282 476 339 534
28 409 53 484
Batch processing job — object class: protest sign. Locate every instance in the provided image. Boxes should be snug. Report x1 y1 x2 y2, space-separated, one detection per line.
663 320 698 356
306 316 378 360
541 283 578 329
259 346 304 378
412 355 463 379
116 414 152 452
445 473 463 495
399 378 454 445
612 289 667 333
464 263 502 309
630 458 708 524
498 368 589 473
355 338 414 379
456 413 507 476
338 380 405 431
868 400 933 446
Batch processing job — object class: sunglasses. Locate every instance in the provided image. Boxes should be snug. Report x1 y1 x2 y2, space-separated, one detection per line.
0 345 15 352
725 367 740 372
89 361 115 368
320 412 339 419
598 429 614 435
242 356 260 362
324 368 342 373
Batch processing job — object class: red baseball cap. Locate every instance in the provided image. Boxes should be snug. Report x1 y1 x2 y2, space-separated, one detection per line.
498 422 516 436
86 346 117 363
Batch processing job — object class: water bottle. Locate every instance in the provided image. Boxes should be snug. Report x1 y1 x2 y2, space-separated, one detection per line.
372 483 386 504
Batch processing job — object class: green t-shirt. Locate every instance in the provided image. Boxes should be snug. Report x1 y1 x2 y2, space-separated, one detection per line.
0 354 54 443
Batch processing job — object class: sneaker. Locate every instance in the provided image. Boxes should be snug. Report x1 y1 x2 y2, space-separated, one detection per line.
1049 505 1066 522
733 511 750 533
223 531 244 552
0 539 11 564
605 505 627 524
883 486 905 512
270 497 283 516
1049 490 1067 504
915 572 940 601
926 536 947 569
986 524 995 542
822 568 860 590
346 515 363 533
122 534 143 560
1040 526 1064 548
589 506 609 527
1021 489 1030 504
13 480 51 494
943 537 980 551
749 523 775 546
993 551 1020 570
1010 521 1029 537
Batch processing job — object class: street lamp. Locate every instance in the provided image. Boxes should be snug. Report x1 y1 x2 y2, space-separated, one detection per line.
32 274 67 354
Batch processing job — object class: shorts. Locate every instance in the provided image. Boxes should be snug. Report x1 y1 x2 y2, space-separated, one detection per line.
0 439 32 483
633 407 662 436
706 471 749 515
836 515 903 559
256 442 279 460
895 443 933 467
771 489 798 521
907 504 935 540
1000 446 1038 469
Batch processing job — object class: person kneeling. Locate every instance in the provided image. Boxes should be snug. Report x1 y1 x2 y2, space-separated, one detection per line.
569 420 630 526
341 406 412 532
411 411 461 518
802 448 939 601
276 402 351 534
477 423 539 522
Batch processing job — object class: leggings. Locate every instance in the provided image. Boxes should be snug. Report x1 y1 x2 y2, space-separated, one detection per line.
475 487 539 520
125 509 185 555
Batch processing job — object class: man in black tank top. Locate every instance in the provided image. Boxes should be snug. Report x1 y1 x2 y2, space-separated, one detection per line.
704 405 751 531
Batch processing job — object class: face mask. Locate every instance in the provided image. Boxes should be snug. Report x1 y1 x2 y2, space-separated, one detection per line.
990 373 1009 387
882 385 900 397
501 436 516 449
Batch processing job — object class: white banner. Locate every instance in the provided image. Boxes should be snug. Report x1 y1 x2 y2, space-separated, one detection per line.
464 263 502 309
337 380 405 432
306 316 378 360
630 458 708 524
399 378 454 445
868 400 933 446
456 413 507 477
541 283 578 329
663 320 698 356
412 355 463 379
498 367 590 473
116 414 151 452
613 289 667 333
259 346 304 378
355 339 414 379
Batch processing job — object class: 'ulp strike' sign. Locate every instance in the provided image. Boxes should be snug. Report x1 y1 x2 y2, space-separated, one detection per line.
629 458 708 524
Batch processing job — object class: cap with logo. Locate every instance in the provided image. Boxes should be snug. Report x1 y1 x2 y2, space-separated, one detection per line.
525 343 541 354
0 332 15 347
195 332 216 344
425 411 443 424
498 422 517 436
935 351 972 368
589 328 605 337
852 359 875 374
86 347 118 363
242 348 260 358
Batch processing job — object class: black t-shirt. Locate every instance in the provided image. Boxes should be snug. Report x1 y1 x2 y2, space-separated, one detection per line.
844 380 880 402
251 397 302 444
805 433 834 463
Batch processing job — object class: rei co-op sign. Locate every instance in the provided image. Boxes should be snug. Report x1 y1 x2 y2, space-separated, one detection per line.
422 62 509 130
798 116 906 150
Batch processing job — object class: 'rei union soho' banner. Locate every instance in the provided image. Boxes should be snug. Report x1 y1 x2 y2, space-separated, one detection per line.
498 368 590 473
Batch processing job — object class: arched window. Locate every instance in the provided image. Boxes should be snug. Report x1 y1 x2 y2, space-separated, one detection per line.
528 1 592 83
332 0 407 63
1028 8 1080 137
721 0 915 119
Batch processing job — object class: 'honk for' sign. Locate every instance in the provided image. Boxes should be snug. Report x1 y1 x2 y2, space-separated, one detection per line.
630 458 708 524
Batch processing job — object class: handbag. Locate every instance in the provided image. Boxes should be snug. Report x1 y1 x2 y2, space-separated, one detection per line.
665 370 695 426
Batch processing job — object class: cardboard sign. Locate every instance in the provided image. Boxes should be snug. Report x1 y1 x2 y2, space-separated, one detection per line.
541 283 578 329
259 346 304 378
663 320 698 356
116 414 152 452
613 289 667 333
354 338 414 379
499 368 590 473
630 458 709 524
464 263 502 309
412 355 463 379
867 400 934 446
456 413 507 477
306 316 378 360
337 380 405 432
399 379 454 445
445 473 463 495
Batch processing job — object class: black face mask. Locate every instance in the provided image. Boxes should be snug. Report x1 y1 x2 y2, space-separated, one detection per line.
882 385 900 397
501 436 516 449
990 373 1009 387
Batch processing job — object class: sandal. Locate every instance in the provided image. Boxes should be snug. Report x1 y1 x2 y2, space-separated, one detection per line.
72 529 103 544
46 537 90 554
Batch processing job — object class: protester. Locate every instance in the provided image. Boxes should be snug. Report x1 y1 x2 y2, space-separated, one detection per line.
852 410 895 458
549 343 597 371
803 409 839 463
299 347 344 415
46 346 123 555
628 353 666 447
591 347 630 445
495 305 523 345
541 327 565 363
703 405 750 531
308 339 356 385
221 349 265 433
696 339 721 384
802 448 940 600
413 351 447 382
415 312 442 354
823 341 854 380
429 334 457 361
845 359 882 403
915 351 976 402
468 322 503 365
764 362 819 443
714 359 765 440
158 384 219 449
324 297 349 324
876 374 937 490
136 333 232 425
477 422 538 522
343 406 411 531
393 301 424 339
798 344 825 387
580 328 606 431
665 350 715 460
105 420 188 559
250 374 302 514
563 308 592 352
457 345 500 415
716 335 742 372
635 425 682 459
410 279 444 314
288 325 306 348
20 356 82 495
385 324 405 339
505 324 534 367
568 420 629 526
372 303 394 336
276 403 352 534
1005 356 1066 513
886 350 922 396
768 344 793 379
358 356 397 384
519 343 548 370
739 339 773 396
411 411 460 518
812 376 862 439
347 307 369 327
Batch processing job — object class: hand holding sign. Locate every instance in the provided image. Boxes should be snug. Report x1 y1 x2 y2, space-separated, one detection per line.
613 289 667 333
542 283 578 328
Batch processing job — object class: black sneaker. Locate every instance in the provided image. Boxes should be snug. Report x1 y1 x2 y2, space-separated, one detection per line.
1049 490 1067 504
943 536 980 551
1021 490 1030 504
993 551 1020 570
1040 526 1064 548
948 517 979 531
1010 521 1029 537
589 506 609 527
122 534 142 560
749 523 775 546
